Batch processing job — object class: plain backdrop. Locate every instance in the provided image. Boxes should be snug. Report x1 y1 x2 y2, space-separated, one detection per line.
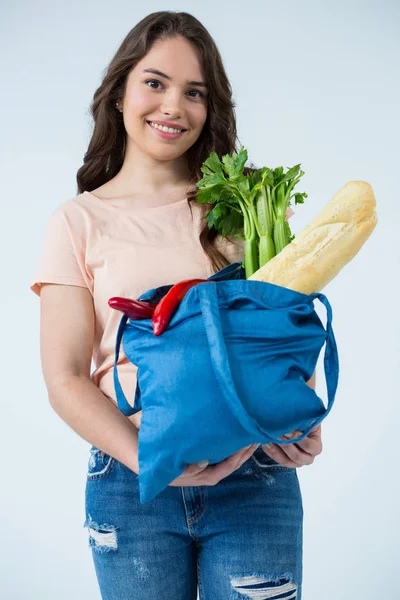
2 1 399 598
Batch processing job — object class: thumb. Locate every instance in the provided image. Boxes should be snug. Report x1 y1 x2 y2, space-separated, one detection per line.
181 459 209 477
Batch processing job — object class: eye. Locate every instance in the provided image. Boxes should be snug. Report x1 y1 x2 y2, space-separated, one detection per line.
145 79 163 90
144 79 205 99
187 89 205 99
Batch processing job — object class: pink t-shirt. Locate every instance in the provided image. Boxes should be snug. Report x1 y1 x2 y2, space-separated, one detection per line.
30 191 244 410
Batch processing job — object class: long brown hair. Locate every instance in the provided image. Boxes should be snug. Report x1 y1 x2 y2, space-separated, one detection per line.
76 11 254 273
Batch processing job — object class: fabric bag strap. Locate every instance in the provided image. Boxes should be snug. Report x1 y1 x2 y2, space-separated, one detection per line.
197 282 339 445
113 315 140 416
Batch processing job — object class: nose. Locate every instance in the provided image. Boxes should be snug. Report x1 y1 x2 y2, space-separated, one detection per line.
160 90 186 119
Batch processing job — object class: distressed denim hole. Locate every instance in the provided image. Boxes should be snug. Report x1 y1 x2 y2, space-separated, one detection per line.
230 573 297 599
83 515 118 554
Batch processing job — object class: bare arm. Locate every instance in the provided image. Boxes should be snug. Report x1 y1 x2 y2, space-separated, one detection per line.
39 283 139 473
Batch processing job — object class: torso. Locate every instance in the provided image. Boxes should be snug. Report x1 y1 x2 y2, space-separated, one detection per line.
129 413 142 430
89 179 197 432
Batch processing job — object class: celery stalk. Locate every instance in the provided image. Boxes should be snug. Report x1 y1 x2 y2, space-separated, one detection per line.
256 185 276 266
244 238 259 278
239 196 259 277
259 234 276 267
273 219 288 255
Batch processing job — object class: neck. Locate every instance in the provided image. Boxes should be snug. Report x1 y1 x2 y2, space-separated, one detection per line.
113 142 194 196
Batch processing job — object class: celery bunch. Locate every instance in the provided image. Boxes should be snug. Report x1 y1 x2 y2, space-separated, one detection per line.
195 146 308 278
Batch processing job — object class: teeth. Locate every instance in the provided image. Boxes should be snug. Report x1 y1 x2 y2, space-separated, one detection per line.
149 121 184 134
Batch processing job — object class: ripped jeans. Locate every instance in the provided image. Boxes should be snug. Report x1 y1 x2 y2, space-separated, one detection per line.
84 445 303 599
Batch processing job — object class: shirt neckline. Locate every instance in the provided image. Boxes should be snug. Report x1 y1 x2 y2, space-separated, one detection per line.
83 190 191 212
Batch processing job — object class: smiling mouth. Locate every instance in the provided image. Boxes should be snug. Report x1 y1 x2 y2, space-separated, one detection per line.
146 121 187 133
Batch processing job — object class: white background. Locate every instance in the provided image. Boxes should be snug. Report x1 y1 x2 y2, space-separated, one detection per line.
2 0 399 598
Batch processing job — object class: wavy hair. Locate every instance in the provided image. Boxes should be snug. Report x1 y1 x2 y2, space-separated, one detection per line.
76 11 254 273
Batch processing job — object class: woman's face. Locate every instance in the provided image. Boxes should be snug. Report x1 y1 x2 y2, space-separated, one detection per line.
119 35 208 163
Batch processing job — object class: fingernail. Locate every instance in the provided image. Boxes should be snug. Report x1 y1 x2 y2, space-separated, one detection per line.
286 431 302 439
197 459 209 468
263 443 273 449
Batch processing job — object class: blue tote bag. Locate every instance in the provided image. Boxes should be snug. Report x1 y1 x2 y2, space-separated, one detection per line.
113 262 339 504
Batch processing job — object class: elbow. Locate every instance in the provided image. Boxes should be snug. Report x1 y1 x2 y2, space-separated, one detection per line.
46 374 81 409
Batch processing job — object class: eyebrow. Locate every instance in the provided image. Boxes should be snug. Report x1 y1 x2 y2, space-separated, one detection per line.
142 68 208 88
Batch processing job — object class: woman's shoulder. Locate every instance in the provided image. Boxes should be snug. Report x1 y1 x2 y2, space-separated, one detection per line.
84 182 116 201
43 190 104 242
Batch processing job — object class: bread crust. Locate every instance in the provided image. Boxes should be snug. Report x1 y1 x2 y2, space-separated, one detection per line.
248 181 378 294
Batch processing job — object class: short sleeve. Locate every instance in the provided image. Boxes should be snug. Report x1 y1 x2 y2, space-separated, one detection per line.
30 205 92 297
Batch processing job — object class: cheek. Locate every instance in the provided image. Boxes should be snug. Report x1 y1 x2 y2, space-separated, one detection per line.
191 104 208 129
125 89 157 115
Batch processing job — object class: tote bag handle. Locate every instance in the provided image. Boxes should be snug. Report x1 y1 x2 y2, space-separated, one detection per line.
197 282 339 445
113 315 142 416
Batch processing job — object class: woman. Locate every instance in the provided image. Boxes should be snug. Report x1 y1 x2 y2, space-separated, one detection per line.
30 11 321 599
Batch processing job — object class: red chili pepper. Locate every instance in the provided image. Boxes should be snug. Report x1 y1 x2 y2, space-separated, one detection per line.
152 278 209 336
108 297 157 320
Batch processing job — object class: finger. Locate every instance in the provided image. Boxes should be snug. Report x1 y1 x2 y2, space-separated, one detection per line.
236 443 260 462
280 443 315 465
280 431 322 457
179 444 258 483
279 431 318 456
295 438 322 456
219 444 259 466
294 431 322 456
187 444 254 474
207 444 258 481
262 443 311 468
216 444 258 470
175 458 211 482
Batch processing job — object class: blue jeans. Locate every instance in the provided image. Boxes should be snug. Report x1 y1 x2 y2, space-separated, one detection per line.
84 445 303 599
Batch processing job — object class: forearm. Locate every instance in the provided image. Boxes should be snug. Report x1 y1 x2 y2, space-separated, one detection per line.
47 375 139 473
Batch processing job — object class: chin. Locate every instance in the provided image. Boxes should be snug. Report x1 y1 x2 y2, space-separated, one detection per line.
146 146 185 161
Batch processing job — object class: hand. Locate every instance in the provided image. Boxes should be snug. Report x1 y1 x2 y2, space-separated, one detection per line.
168 444 259 487
261 424 323 468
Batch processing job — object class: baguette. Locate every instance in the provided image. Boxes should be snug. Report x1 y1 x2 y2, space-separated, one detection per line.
248 181 377 294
